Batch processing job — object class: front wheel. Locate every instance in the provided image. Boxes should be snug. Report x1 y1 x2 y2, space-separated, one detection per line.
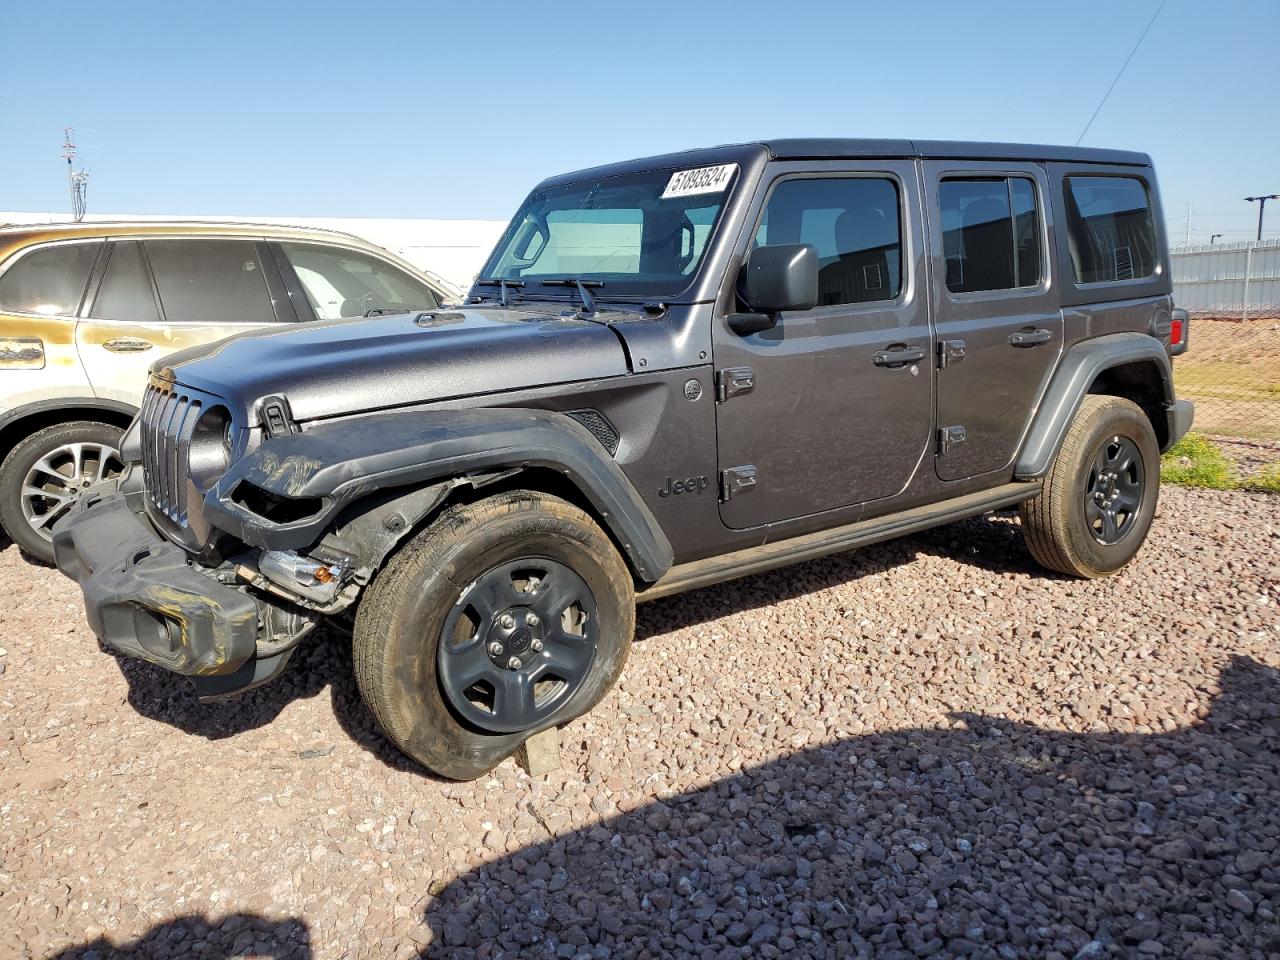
353 490 634 780
1020 395 1160 578
0 420 125 564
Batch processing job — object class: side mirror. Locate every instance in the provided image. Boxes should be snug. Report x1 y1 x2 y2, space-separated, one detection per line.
729 243 819 336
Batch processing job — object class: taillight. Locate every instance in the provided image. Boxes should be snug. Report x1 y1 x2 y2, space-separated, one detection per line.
1167 308 1190 357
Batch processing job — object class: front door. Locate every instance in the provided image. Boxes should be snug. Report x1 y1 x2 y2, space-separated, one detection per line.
923 162 1063 481
714 162 933 529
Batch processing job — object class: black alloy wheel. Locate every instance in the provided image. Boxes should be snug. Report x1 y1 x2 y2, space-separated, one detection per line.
438 557 598 733
1083 435 1145 545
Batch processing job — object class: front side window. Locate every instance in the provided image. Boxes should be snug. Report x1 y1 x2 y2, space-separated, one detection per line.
0 241 101 316
940 177 1042 294
145 239 276 324
280 243 439 320
93 241 159 323
1064 176 1156 284
754 177 902 306
481 164 737 299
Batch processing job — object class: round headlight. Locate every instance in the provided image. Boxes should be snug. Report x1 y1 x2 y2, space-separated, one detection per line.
189 406 233 492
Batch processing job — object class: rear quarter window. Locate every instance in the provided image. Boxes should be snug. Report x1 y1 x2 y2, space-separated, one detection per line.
0 241 101 316
1063 176 1157 284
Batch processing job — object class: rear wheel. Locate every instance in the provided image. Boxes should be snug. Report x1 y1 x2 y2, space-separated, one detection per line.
1020 395 1159 578
0 421 125 564
353 490 634 780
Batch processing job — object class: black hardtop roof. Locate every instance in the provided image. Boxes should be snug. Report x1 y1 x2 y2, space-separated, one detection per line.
541 138 1150 187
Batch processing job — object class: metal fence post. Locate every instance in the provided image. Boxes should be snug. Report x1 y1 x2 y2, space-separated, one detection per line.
1242 242 1253 322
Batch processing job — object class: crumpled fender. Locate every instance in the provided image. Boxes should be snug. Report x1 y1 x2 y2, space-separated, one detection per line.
204 407 674 582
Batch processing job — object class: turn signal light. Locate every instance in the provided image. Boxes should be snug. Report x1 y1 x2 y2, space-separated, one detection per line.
1169 318 1184 346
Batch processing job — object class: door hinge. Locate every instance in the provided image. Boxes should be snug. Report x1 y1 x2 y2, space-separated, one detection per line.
720 465 758 501
938 425 967 455
938 339 966 368
716 366 755 402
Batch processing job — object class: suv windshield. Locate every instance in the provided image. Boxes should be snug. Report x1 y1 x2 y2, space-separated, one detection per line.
479 163 738 300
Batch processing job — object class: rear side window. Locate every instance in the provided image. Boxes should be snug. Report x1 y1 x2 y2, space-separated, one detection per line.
0 241 101 316
754 177 902 306
145 239 277 324
93 241 160 323
280 243 440 320
940 177 1042 293
1064 176 1157 284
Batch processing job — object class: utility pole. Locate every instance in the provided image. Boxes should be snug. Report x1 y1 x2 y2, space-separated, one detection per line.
1245 194 1279 242
1184 201 1192 245
61 128 89 222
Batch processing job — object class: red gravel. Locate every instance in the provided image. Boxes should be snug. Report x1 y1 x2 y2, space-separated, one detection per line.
1 486 1277 959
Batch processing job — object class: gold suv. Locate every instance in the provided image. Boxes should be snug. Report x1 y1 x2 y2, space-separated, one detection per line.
0 221 455 561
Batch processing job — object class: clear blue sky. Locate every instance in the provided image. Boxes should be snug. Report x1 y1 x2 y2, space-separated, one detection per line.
2 0 1277 243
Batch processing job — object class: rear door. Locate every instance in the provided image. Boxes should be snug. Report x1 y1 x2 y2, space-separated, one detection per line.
923 161 1062 481
713 161 934 529
77 237 292 406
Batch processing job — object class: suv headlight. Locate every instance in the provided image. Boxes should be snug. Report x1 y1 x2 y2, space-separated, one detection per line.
189 406 233 492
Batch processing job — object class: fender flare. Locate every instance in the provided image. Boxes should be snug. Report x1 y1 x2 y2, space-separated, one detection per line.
1015 332 1175 480
0 396 138 433
0 397 139 458
204 407 675 582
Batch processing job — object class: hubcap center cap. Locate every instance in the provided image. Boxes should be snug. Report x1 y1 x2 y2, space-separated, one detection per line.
485 607 546 668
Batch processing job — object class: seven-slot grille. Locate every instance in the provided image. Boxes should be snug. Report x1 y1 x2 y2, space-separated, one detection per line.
139 381 204 525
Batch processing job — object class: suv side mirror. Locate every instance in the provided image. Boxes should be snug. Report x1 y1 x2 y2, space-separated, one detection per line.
729 243 819 336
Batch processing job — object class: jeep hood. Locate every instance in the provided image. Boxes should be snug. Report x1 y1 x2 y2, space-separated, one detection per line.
155 306 630 426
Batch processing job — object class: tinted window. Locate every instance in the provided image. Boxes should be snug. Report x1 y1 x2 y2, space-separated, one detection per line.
1064 176 1156 284
280 243 439 320
0 241 100 316
93 241 159 323
146 239 276 324
940 177 1042 293
754 177 902 306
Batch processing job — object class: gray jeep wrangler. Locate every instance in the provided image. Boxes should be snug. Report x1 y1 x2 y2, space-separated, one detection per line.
54 139 1193 779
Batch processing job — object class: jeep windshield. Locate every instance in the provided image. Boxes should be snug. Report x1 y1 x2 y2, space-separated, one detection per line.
478 163 739 300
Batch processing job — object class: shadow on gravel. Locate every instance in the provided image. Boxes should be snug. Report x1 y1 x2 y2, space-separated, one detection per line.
51 912 310 959
106 513 1042 774
106 628 426 774
423 656 1280 959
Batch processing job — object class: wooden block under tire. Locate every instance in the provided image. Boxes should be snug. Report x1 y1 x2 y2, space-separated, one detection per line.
516 727 562 777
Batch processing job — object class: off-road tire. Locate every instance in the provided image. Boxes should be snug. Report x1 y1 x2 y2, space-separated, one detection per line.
353 490 634 780
0 420 124 565
1020 395 1159 578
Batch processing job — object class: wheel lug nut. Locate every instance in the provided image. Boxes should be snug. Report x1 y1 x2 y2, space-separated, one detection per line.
488 641 503 656
530 639 544 653
499 613 515 629
526 612 540 627
507 656 523 670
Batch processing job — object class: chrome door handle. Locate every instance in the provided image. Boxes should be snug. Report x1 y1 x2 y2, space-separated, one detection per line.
103 337 154 353
1008 328 1052 347
873 345 926 367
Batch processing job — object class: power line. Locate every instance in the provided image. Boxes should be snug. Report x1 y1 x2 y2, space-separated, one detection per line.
1075 0 1167 146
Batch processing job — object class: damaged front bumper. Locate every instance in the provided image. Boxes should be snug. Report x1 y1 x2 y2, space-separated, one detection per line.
52 492 309 697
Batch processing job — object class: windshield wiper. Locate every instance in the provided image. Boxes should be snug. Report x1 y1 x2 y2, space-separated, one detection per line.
539 278 604 315
473 278 525 307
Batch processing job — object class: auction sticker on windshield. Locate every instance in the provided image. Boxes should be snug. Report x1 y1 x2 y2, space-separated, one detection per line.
661 163 737 199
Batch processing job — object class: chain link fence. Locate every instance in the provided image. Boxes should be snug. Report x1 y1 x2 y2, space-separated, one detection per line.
1171 240 1280 477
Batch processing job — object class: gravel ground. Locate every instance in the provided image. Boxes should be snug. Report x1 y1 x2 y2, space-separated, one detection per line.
2 486 1278 960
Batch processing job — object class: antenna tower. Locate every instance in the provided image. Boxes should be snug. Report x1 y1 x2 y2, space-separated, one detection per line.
61 127 90 222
